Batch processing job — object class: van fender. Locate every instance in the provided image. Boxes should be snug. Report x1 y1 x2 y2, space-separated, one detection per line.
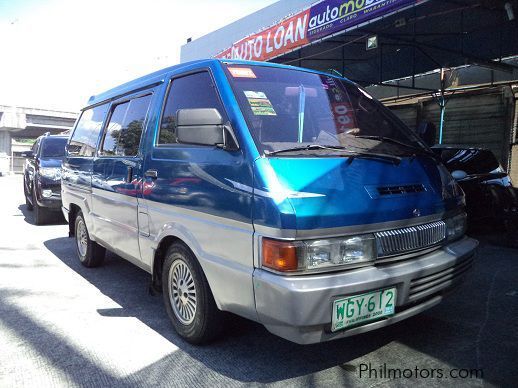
151 222 221 303
150 221 258 322
65 192 95 238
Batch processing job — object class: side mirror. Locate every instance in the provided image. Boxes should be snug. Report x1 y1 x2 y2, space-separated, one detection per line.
176 108 237 149
21 151 34 158
451 170 468 181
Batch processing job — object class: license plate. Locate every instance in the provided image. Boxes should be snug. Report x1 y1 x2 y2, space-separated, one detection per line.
331 287 397 332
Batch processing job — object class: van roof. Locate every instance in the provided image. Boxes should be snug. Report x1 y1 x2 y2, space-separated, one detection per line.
85 59 348 109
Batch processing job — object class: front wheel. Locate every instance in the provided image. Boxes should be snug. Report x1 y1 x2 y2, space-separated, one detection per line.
24 179 33 211
75 211 105 267
162 243 225 344
32 187 49 225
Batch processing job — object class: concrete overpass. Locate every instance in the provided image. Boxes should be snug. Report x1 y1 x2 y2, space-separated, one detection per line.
0 105 77 154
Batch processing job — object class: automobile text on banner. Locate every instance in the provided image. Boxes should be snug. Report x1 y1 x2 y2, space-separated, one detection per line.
307 0 416 41
215 0 417 62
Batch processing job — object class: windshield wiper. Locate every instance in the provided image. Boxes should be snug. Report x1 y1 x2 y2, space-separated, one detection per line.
352 135 438 158
264 144 344 155
264 144 402 164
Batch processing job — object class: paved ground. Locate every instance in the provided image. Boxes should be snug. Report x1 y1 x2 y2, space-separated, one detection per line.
0 174 517 387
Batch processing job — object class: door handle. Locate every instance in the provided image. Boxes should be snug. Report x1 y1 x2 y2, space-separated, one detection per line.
144 169 158 179
126 166 133 183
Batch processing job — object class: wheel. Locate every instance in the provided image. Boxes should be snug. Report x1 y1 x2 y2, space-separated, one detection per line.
162 243 225 344
32 187 48 225
24 179 33 211
74 211 105 267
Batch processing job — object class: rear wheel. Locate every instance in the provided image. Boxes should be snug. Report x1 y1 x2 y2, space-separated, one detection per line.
75 211 105 267
162 243 225 344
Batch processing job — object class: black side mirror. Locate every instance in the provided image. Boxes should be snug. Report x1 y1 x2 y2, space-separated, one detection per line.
21 151 34 158
176 108 238 150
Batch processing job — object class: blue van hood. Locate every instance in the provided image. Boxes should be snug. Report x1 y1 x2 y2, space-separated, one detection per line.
253 156 463 231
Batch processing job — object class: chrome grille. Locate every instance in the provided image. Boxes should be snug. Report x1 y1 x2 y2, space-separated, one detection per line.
375 220 447 257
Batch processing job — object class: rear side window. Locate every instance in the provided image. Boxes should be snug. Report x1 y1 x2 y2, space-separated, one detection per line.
68 104 109 156
101 94 152 157
158 71 227 144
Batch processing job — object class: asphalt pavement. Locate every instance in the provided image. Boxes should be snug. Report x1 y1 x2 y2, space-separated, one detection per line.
0 174 517 387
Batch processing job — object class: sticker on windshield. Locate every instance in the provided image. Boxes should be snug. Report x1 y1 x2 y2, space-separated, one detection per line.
249 99 276 116
244 90 267 99
228 67 256 78
244 91 277 116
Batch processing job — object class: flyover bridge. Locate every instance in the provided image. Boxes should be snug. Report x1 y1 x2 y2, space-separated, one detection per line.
0 105 77 155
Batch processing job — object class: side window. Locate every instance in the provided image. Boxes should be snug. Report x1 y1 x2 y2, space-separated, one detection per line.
100 94 152 157
102 102 129 156
68 104 109 156
31 139 40 155
158 71 227 144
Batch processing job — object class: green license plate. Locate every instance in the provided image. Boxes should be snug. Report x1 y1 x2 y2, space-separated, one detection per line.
331 287 397 332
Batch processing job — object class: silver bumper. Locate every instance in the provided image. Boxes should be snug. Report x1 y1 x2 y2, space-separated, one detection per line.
253 236 478 344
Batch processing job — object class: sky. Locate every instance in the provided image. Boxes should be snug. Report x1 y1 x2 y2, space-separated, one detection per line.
0 0 277 112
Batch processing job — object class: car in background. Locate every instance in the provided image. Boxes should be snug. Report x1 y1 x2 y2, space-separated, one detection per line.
22 133 68 224
433 146 518 233
0 152 9 176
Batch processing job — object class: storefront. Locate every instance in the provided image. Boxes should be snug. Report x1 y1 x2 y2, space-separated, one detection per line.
181 0 518 177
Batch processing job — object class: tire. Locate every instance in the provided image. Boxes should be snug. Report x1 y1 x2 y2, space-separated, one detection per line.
162 243 225 344
74 211 105 267
33 187 48 225
24 179 33 211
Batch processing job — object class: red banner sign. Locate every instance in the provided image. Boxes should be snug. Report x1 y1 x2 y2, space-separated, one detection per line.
216 9 310 62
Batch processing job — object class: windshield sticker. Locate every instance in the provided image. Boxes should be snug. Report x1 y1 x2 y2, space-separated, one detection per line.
331 101 356 133
244 90 267 99
228 67 257 78
249 98 277 116
244 91 277 116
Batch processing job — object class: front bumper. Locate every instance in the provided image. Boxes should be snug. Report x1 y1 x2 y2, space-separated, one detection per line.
35 178 62 210
253 236 478 344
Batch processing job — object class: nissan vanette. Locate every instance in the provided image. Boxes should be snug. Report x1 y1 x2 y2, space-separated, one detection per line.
62 59 477 344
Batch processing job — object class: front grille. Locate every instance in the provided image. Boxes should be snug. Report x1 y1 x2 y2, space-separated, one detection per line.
375 220 447 257
408 257 474 302
377 184 425 196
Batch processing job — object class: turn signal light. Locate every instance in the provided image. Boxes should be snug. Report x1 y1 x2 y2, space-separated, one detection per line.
262 238 299 272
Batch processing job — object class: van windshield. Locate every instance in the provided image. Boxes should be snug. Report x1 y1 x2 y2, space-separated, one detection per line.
224 64 426 156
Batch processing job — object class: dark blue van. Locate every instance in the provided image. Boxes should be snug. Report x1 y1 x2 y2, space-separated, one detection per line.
62 59 477 344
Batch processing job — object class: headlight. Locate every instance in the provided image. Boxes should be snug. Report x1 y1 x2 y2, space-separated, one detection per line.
39 167 61 180
262 235 376 273
445 213 467 241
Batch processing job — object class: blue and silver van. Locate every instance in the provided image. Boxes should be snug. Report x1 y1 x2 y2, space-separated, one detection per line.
62 59 477 344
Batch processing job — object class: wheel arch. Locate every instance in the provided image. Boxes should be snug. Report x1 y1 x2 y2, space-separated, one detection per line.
151 235 183 292
68 203 81 237
151 233 223 309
